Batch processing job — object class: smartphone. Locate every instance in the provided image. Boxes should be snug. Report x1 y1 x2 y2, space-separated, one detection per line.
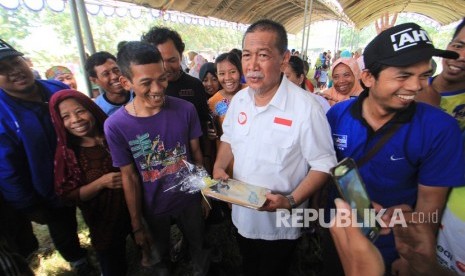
330 157 380 242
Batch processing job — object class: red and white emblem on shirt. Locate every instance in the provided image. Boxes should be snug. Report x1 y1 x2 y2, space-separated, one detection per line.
238 112 247 125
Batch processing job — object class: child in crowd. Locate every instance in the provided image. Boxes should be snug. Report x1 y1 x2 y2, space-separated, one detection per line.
318 64 329 89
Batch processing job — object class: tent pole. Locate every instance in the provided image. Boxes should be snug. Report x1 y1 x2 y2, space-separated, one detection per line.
334 20 340 52
69 0 93 97
76 0 96 54
300 0 309 56
349 27 354 51
304 0 314 60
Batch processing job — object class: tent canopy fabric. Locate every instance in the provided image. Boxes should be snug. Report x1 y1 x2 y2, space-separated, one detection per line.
117 0 464 32
339 0 465 29
116 0 351 33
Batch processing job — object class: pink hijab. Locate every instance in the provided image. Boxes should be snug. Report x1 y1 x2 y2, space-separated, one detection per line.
194 54 206 72
323 57 364 106
49 89 108 197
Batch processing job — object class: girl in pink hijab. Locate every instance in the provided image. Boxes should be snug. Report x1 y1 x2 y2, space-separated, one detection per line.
322 57 364 106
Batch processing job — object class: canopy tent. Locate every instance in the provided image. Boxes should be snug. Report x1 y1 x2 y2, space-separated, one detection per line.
6 0 462 95
6 0 462 32
339 0 465 29
116 0 464 32
115 0 352 34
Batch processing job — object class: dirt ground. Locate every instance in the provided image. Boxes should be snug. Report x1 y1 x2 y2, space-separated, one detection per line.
30 209 322 275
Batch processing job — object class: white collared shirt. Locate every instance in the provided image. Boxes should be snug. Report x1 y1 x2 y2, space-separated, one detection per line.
221 76 337 240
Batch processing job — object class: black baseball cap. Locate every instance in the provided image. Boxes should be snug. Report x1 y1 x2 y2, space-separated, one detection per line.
0 38 24 61
363 23 459 69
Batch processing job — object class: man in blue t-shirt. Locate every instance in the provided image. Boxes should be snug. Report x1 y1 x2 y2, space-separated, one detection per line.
105 41 209 275
325 23 465 274
85 51 132 115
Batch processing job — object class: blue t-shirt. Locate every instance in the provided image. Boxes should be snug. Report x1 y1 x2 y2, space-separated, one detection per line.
104 96 203 217
326 91 465 267
94 91 132 116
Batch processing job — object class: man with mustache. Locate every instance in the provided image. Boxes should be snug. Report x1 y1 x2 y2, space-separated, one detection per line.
213 20 337 275
85 51 132 115
0 39 91 275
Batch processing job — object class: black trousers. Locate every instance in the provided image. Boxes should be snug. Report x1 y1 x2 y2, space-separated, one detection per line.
236 233 298 276
44 206 87 262
0 204 38 258
95 238 127 276
320 227 345 276
3 204 86 263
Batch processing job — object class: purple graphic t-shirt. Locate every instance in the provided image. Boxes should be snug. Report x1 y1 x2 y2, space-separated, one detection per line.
104 96 203 216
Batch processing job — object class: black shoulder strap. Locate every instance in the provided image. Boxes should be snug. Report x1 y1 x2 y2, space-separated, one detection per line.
356 123 402 168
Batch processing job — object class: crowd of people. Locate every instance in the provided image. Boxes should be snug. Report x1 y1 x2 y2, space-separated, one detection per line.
0 12 464 276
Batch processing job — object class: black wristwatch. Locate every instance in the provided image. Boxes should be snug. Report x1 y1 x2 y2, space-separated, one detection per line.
285 194 297 209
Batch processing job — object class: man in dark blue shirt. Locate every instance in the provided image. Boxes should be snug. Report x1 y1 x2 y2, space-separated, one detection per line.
0 38 91 275
325 23 464 274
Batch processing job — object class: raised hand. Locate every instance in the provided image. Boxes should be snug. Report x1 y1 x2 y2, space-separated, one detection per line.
375 12 398 34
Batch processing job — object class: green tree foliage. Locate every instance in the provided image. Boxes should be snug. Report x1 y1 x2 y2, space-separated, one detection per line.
0 8 35 46
2 4 457 83
1 4 243 66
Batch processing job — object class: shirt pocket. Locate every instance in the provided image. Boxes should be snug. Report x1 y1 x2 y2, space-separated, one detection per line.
231 123 251 157
259 128 294 165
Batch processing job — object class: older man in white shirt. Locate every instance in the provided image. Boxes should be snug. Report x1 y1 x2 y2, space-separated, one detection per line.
213 19 337 275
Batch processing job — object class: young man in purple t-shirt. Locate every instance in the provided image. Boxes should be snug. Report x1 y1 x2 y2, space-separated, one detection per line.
104 41 209 275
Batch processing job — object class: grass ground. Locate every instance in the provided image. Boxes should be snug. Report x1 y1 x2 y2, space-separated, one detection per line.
29 210 93 276
29 209 323 275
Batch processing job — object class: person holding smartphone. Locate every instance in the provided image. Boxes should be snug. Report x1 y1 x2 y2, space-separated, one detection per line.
325 23 465 275
330 198 457 276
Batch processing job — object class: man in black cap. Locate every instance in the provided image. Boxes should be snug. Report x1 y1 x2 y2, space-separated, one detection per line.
0 39 91 274
324 23 465 274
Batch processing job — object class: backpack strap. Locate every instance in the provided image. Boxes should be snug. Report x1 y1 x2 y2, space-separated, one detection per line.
356 123 402 167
